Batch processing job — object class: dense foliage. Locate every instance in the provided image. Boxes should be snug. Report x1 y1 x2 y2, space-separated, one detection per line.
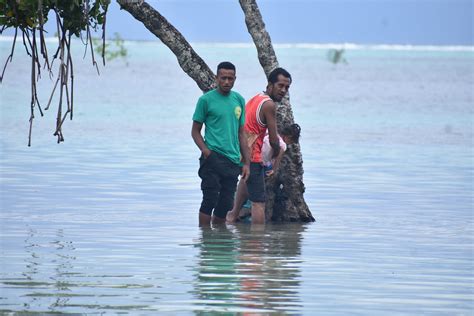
1 0 109 35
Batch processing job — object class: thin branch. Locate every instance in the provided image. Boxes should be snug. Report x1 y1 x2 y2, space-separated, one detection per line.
22 28 32 57
0 28 18 83
50 9 64 69
45 76 60 111
66 32 74 120
38 0 51 73
54 44 65 142
24 28 42 81
28 28 37 147
81 31 89 59
32 29 44 118
101 5 108 66
83 0 100 74
87 25 100 75
33 31 42 81
56 109 71 138
34 91 44 117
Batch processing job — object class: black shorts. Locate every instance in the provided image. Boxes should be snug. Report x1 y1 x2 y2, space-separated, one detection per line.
247 162 266 203
198 151 241 218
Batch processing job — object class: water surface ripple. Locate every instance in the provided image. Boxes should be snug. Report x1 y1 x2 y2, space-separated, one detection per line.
1 42 473 315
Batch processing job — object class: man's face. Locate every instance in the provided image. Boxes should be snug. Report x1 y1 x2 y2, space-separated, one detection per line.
216 68 236 94
268 74 291 102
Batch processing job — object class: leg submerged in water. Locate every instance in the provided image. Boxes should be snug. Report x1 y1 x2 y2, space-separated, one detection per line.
226 179 248 223
251 201 265 225
199 212 212 227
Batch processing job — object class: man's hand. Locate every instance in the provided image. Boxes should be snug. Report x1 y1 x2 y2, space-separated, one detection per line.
203 148 212 158
241 163 250 181
265 170 275 177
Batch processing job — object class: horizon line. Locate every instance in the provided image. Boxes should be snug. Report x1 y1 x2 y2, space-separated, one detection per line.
0 36 473 52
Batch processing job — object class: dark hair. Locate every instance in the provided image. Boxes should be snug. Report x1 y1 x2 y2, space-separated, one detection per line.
217 61 236 73
281 123 301 143
268 67 292 84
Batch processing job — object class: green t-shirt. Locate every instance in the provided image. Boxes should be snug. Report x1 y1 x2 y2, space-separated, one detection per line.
193 89 245 164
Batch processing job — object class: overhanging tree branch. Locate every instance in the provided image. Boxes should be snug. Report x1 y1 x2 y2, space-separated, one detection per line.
117 0 215 92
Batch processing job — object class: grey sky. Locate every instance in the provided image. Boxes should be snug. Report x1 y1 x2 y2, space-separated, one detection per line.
106 0 473 45
1 0 472 45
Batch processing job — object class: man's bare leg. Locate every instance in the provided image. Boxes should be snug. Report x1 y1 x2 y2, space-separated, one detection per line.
212 215 226 225
251 202 266 225
199 212 212 227
226 180 248 223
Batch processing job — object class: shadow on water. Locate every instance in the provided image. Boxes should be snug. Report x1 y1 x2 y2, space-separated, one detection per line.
192 223 308 314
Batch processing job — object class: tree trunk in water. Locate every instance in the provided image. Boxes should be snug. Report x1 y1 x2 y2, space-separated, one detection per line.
117 0 215 92
239 0 315 222
118 0 314 222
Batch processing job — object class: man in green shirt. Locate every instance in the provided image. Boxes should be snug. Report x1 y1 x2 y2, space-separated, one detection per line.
192 62 250 226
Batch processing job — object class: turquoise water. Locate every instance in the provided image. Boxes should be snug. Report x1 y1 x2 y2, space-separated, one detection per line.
0 40 473 314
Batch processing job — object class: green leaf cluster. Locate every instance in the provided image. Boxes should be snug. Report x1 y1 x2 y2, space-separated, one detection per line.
0 0 110 36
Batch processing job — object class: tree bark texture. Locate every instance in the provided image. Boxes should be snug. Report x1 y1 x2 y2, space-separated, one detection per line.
117 0 215 92
238 0 279 76
239 0 314 222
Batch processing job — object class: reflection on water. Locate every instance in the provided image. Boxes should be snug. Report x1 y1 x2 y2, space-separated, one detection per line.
193 224 306 314
1 222 309 314
5 227 77 312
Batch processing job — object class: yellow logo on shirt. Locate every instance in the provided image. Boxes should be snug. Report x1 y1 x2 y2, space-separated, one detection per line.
234 106 242 120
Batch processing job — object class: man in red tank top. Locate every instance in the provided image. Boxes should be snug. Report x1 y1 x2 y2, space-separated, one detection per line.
226 68 292 225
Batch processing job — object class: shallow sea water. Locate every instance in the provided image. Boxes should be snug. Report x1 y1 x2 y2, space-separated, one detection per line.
0 40 473 314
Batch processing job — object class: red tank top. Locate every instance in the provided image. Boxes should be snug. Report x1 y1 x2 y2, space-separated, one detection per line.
245 93 272 163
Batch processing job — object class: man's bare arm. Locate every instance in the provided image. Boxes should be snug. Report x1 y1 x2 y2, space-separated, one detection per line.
262 101 280 158
191 121 211 158
238 126 250 181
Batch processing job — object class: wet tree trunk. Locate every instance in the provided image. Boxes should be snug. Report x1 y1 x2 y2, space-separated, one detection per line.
239 0 314 222
118 0 314 222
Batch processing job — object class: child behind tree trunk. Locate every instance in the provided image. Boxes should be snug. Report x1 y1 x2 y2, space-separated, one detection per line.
261 123 301 176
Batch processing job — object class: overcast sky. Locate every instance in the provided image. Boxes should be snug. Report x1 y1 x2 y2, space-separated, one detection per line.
1 0 472 45
105 0 473 45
